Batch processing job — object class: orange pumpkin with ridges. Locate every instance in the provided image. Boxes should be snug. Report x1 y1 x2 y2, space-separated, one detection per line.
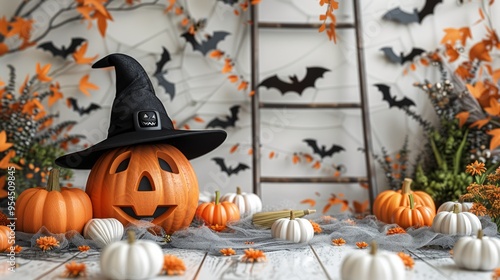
196 190 240 227
373 178 435 224
16 169 92 234
391 194 435 229
85 144 199 235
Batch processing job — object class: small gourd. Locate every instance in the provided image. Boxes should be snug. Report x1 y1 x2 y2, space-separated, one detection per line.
271 210 314 243
100 230 163 279
432 204 482 235
437 201 472 213
83 218 124 248
220 186 262 217
391 194 435 229
453 229 500 271
195 190 240 227
340 241 406 280
0 225 13 251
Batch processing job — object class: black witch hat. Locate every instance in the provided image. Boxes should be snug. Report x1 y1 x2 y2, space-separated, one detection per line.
55 53 226 169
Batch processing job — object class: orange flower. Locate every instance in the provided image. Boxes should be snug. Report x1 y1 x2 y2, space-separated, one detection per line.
386 227 406 235
162 254 186 276
220 248 236 256
63 261 86 278
397 252 415 269
4 245 21 253
241 248 266 263
466 160 486 176
356 241 368 249
309 220 322 233
492 267 500 280
332 238 346 246
36 236 60 251
78 245 90 252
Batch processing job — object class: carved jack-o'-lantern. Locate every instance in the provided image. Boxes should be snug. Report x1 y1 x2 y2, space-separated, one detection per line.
85 143 199 234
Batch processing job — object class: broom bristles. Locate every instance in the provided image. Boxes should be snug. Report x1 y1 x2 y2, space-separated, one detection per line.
252 209 316 228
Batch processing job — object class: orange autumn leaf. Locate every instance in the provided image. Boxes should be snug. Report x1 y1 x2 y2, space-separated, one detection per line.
322 203 333 214
292 153 300 164
469 41 492 62
0 150 21 169
303 153 314 163
181 17 190 26
210 49 224 59
193 116 204 123
312 161 321 169
222 58 233 73
353 199 369 214
487 128 500 150
248 148 253 155
48 82 63 107
237 81 248 91
470 117 490 129
229 143 239 154
248 90 255 96
466 82 487 99
441 27 471 46
84 0 110 17
0 17 8 36
7 17 33 41
300 198 316 207
36 63 52 82
0 131 13 152
420 58 429 66
444 43 460 62
455 111 470 127
269 151 275 159
72 42 97 64
485 98 500 116
228 75 239 83
318 23 326 33
76 6 94 23
93 9 113 37
79 74 99 96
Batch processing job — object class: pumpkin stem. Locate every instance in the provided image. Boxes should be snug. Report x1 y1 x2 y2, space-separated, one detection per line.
215 190 221 205
477 229 483 240
127 230 136 244
46 168 61 192
452 204 460 214
401 178 412 194
290 210 295 220
236 186 242 195
369 241 378 255
409 194 415 210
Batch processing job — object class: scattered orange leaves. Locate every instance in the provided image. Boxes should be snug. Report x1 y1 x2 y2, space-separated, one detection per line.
300 198 316 207
441 27 472 46
331 237 346 246
229 143 239 154
292 153 300 164
241 248 266 263
356 241 368 249
162 254 186 276
318 0 339 43
220 248 236 256
0 131 13 152
78 74 99 96
78 245 90 252
36 63 52 82
397 252 415 269
268 151 275 159
487 128 500 151
309 220 322 233
386 226 406 235
63 261 86 278
48 82 63 107
36 236 60 251
455 111 470 128
72 42 97 64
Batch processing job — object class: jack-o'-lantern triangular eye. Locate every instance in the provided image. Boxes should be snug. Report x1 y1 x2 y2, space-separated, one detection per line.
110 151 131 174
157 151 179 174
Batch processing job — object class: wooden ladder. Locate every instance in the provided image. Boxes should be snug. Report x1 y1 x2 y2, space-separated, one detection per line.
249 0 378 211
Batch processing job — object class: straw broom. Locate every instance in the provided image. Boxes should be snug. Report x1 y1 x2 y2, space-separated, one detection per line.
252 209 316 229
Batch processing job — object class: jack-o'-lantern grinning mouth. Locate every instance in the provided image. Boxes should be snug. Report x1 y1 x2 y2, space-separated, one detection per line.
115 205 177 221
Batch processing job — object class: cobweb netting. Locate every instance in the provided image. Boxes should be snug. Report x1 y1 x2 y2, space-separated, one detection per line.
13 208 498 258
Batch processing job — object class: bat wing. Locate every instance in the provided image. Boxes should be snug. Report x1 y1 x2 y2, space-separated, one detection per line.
198 31 230 55
382 7 419 24
380 47 402 64
374 84 396 108
401 48 425 64
229 163 250 176
154 73 175 100
294 67 330 95
258 74 295 94
212 157 229 174
323 144 345 158
66 38 86 56
218 0 238 5
181 32 201 53
394 96 416 108
38 42 63 58
418 0 443 23
206 117 232 129
67 97 81 114
82 103 101 115
303 139 323 156
228 105 240 124
155 47 171 74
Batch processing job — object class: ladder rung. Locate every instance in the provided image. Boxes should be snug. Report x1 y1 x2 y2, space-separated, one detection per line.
257 22 355 29
260 176 368 184
259 102 362 109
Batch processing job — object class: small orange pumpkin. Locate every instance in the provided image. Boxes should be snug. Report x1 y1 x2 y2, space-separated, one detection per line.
15 169 93 234
391 194 435 229
195 190 240 227
373 178 435 224
0 225 13 251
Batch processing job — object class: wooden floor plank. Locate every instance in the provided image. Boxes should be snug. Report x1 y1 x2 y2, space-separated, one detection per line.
0 252 78 279
196 246 328 280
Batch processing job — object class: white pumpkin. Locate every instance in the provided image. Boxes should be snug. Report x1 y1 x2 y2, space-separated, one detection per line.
437 201 472 213
340 242 406 280
220 186 262 217
100 231 163 280
453 229 500 271
432 204 482 235
271 210 314 243
83 218 124 248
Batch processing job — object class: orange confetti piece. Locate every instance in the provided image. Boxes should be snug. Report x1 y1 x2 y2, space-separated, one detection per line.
356 241 368 249
300 198 316 207
332 238 346 246
220 248 236 256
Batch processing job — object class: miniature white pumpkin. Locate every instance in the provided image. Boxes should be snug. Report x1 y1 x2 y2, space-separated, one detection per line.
432 204 482 235
437 201 472 213
83 218 124 248
100 230 163 279
453 229 500 271
271 210 314 243
220 186 262 217
340 241 406 280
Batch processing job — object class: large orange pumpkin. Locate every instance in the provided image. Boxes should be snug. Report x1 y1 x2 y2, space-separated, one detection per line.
391 194 435 229
195 190 240 227
373 178 435 224
16 169 93 234
0 225 13 251
85 144 199 235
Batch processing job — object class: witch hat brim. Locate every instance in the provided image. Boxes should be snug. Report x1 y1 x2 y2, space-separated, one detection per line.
55 53 226 170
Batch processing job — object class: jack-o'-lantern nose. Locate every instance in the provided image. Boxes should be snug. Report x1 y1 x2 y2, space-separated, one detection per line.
138 176 154 191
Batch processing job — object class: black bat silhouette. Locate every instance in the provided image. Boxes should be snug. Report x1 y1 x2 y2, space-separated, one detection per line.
303 139 345 159
153 47 175 100
258 67 330 95
181 31 230 55
218 0 238 5
38 37 86 59
67 97 101 116
212 157 250 176
374 84 416 109
382 0 443 24
206 105 240 129
380 47 425 65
